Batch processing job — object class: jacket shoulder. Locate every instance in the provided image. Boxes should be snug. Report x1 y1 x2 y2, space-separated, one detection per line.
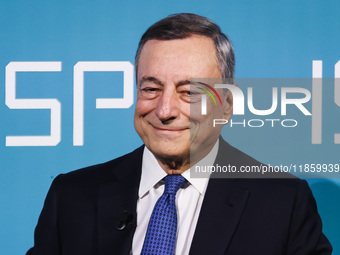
217 138 298 179
52 145 144 191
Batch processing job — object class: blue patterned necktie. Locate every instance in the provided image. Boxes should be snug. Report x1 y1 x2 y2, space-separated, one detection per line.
141 174 187 255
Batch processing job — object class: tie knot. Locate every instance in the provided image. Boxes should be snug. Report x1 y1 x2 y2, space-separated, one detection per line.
164 175 187 195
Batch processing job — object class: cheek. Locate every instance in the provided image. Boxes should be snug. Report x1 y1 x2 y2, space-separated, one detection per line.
190 104 225 132
181 102 191 118
190 114 213 130
135 99 155 116
188 101 203 121
190 99 223 121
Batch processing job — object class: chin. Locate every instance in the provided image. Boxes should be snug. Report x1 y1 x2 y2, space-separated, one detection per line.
149 141 189 159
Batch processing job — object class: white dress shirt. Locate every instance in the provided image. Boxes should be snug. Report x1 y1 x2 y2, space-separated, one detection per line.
131 140 219 255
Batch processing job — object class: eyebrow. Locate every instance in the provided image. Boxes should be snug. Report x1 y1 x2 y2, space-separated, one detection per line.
139 76 192 87
139 76 163 87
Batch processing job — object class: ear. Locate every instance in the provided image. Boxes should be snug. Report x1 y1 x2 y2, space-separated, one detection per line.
223 83 238 120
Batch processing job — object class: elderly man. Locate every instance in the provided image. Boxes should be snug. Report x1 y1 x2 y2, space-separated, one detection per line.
27 13 332 255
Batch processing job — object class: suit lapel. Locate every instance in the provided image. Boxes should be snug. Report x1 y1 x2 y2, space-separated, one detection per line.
95 140 252 254
189 178 250 255
189 139 251 255
97 146 143 255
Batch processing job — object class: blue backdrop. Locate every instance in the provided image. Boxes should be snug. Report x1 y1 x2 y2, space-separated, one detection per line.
0 0 339 254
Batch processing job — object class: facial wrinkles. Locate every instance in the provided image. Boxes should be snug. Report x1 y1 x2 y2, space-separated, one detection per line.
140 41 217 82
134 36 226 172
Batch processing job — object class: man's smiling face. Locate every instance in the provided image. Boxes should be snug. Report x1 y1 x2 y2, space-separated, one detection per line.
134 35 232 172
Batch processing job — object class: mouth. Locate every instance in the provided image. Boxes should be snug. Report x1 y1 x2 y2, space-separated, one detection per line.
150 124 189 133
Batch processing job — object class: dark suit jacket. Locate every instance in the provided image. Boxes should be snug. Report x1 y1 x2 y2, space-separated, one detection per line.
27 139 332 255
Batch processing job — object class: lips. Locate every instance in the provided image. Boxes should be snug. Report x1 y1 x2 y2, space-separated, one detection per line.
152 126 188 132
150 123 189 133
154 126 186 131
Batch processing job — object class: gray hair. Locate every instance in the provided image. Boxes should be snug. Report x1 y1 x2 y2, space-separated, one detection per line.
135 13 235 80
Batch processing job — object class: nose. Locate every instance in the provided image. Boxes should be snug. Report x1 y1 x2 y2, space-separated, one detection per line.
155 89 180 123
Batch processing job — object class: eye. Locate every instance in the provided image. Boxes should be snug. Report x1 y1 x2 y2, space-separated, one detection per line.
139 86 162 99
179 88 202 103
181 90 198 96
142 87 160 92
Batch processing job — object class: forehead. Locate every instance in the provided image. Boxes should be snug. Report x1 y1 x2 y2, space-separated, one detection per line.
137 35 221 83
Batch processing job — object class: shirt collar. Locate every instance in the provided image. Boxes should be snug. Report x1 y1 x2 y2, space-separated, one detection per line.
139 147 167 198
139 139 219 198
